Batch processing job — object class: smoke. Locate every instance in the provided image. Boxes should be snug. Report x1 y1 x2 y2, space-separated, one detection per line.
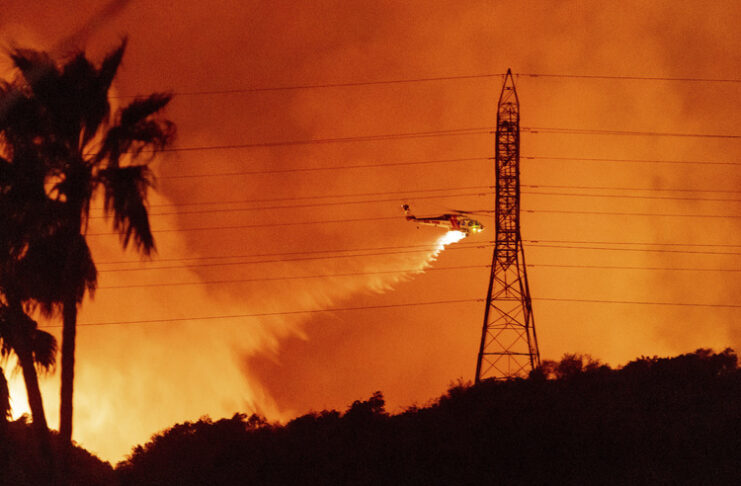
1 0 739 462
6 219 466 461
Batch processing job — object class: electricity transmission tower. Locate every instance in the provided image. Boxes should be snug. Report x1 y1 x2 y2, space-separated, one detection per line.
475 69 540 382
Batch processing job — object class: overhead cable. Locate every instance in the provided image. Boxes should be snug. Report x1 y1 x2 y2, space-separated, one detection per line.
98 262 741 291
44 298 483 328
524 155 740 167
115 71 741 98
40 295 741 330
86 208 741 237
117 126 740 156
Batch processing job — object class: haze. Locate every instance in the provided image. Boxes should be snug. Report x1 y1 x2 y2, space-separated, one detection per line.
1 0 739 461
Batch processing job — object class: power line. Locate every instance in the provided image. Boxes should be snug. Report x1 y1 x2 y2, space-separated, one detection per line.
524 155 740 167
522 183 741 195
145 153 737 183
156 127 492 153
522 191 741 203
81 183 741 220
83 128 490 158
522 127 741 140
109 233 739 267
519 73 741 83
132 126 740 156
39 293 741 330
117 73 507 97
535 297 741 309
149 154 737 182
529 263 741 272
115 71 740 99
93 189 741 221
90 190 493 219
523 208 741 220
42 298 483 328
94 240 741 275
86 207 741 238
145 184 493 209
527 243 741 256
525 239 741 248
96 242 494 273
88 182 741 215
108 189 740 220
98 264 488 289
86 216 401 236
96 241 493 266
98 262 741 291
155 156 490 179
125 190 741 220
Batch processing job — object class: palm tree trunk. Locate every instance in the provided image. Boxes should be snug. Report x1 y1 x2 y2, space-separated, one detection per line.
15 325 55 482
60 298 77 444
6 299 51 437
17 347 49 433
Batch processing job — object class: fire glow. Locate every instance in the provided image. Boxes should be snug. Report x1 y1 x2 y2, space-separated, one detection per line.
2 0 738 466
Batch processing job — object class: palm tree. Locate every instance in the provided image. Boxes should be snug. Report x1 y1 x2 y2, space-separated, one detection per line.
0 193 59 478
0 304 57 436
7 38 174 444
0 318 57 483
0 79 69 481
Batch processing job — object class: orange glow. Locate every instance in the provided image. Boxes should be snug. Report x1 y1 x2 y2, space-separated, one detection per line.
1 0 739 462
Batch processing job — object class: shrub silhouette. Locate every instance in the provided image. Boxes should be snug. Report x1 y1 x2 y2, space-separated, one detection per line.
115 348 740 485
0 416 114 486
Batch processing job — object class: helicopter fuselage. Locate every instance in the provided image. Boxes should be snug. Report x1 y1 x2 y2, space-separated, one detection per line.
402 204 484 235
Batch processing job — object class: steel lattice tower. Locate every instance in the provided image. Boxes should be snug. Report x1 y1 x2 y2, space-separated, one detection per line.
475 69 540 382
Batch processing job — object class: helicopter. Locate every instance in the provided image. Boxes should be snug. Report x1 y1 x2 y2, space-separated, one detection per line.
402 204 484 235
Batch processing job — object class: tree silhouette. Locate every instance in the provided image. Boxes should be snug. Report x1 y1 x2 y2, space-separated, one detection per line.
0 307 57 432
0 306 57 478
115 349 740 485
343 391 387 421
0 79 71 480
6 38 175 445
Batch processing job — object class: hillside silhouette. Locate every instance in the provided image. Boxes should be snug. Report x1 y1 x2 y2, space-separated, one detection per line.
0 418 114 485
110 348 740 485
2 348 737 484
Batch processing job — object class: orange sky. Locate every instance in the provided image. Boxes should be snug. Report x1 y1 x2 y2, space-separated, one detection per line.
2 0 740 462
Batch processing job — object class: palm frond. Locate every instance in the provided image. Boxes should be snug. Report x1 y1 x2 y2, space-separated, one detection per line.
0 304 55 375
10 45 120 151
0 155 11 189
0 80 25 133
75 38 129 147
0 151 52 218
51 160 95 227
0 309 13 359
0 85 47 151
60 52 102 146
8 49 70 147
100 165 156 254
120 93 171 127
8 48 59 103
31 329 57 373
70 232 98 301
17 230 97 310
98 38 127 95
100 93 174 165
